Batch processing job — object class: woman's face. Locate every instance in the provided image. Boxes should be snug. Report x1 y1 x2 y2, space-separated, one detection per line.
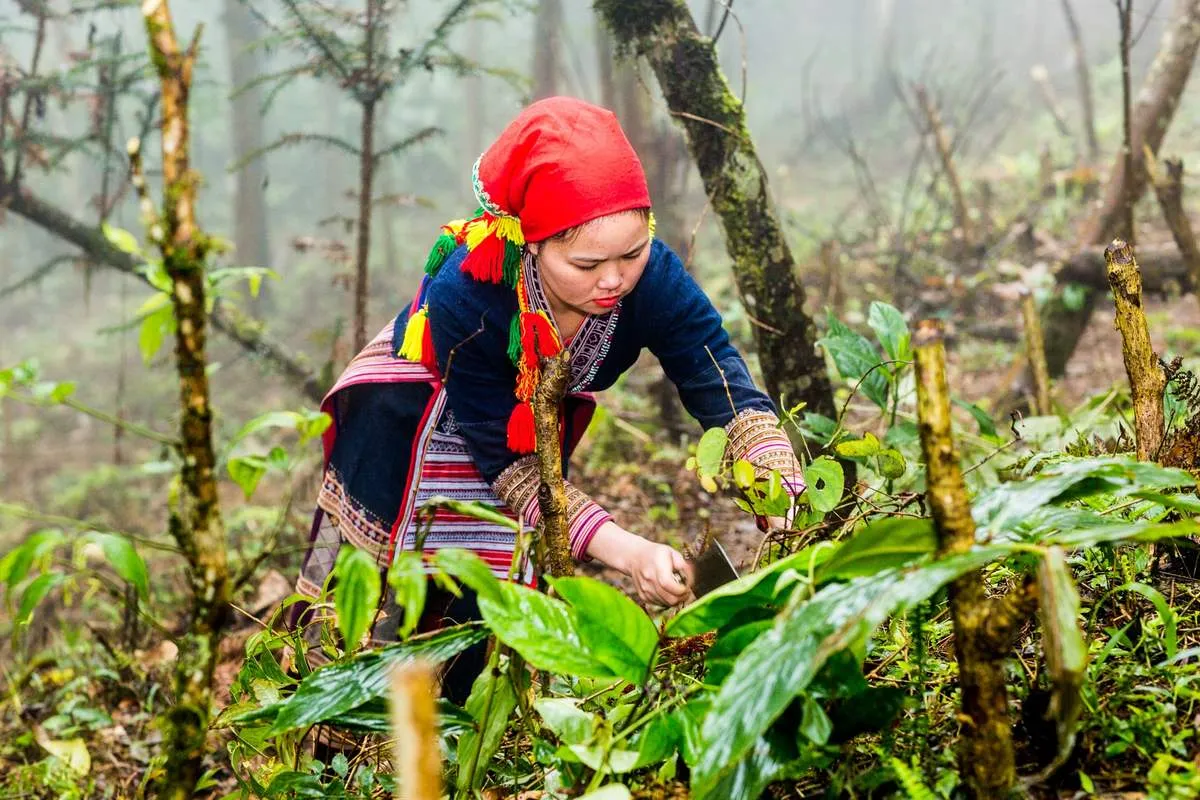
528 211 651 321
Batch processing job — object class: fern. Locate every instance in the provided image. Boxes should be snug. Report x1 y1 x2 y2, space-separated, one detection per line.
890 756 938 800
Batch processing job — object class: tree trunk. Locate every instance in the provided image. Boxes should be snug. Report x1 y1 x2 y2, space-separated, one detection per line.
594 0 836 427
1149 156 1200 289
223 0 272 304
1041 0 1200 379
532 0 563 101
139 3 230 797
1106 240 1166 461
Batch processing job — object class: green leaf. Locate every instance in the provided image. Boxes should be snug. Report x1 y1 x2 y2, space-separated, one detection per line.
296 410 332 444
835 433 883 458
876 448 907 479
803 456 843 514
387 551 427 639
696 427 729 476
245 624 486 734
0 529 66 590
732 459 756 490
1111 581 1177 662
35 732 90 775
478 582 616 678
535 697 596 745
818 314 889 409
228 410 304 450
692 549 1004 796
434 548 503 605
333 547 381 652
457 663 517 793
1037 547 1086 771
264 771 326 798
17 572 64 625
102 223 143 258
799 695 832 745
579 785 632 800
421 497 522 533
867 301 910 362
953 398 998 438
815 518 936 583
549 576 658 684
138 302 175 364
89 533 149 601
706 620 774 683
49 381 76 403
227 455 268 500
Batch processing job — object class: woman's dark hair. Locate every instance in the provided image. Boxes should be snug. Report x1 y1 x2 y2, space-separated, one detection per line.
546 207 651 245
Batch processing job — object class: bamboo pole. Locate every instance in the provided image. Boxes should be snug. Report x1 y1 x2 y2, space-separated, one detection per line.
533 351 573 577
390 662 443 800
1020 289 1052 415
914 320 1018 798
1105 239 1166 461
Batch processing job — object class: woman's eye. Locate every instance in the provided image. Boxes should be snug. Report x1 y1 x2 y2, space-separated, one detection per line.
572 262 599 271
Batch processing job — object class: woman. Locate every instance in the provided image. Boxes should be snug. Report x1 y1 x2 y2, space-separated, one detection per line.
295 96 803 698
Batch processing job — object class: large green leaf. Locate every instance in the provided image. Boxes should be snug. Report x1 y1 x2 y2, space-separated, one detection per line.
435 547 504 605
388 551 427 639
550 576 658 684
815 518 936 583
535 697 597 745
818 313 889 409
479 582 617 678
696 427 729 477
457 662 517 794
0 529 66 591
89 532 150 601
692 549 1003 796
246 623 486 734
803 457 844 514
17 572 65 624
333 546 381 652
867 301 911 363
667 545 832 637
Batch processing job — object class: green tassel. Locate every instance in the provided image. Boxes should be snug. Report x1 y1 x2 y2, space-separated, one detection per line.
507 313 522 367
424 232 457 276
502 240 521 288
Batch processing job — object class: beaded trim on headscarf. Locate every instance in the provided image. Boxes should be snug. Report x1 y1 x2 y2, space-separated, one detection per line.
398 155 656 455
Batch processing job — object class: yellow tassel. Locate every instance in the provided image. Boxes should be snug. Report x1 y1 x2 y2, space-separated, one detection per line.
465 217 495 250
493 215 525 246
648 211 657 240
443 218 468 237
398 307 428 361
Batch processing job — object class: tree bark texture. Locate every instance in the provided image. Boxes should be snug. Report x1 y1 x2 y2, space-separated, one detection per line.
1105 239 1167 461
1150 156 1200 290
223 0 272 284
594 0 836 424
140 2 230 797
1059 0 1100 161
4 188 325 403
1043 0 1200 379
353 98 376 354
914 320 1017 799
534 352 573 578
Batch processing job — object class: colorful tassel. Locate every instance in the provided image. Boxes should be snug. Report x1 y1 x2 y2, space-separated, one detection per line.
493 214 525 246
506 401 537 453
461 231 506 283
648 211 657 240
507 313 523 367
420 311 438 374
521 310 561 361
398 306 429 362
423 219 468 276
502 239 521 287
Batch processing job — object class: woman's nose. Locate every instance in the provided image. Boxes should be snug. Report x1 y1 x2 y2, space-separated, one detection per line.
597 263 622 290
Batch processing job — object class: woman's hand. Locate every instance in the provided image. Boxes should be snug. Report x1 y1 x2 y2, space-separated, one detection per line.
585 522 694 608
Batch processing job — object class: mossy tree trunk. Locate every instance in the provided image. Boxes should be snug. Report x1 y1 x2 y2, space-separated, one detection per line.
138 2 230 797
594 0 836 428
534 352 574 578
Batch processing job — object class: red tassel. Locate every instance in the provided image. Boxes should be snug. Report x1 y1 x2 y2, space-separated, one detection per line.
506 401 536 453
419 313 438 375
520 312 561 367
461 233 506 283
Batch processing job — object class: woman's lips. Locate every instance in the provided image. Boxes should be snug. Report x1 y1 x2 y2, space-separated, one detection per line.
594 295 620 309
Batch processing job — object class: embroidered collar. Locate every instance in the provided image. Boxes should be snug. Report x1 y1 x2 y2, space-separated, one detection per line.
521 250 620 393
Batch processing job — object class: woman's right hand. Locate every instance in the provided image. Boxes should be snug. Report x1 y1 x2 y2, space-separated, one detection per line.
585 522 693 608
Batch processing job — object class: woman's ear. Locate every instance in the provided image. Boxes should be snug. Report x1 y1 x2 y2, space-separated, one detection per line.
526 242 540 257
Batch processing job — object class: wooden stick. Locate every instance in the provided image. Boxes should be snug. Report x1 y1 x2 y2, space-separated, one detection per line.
1148 154 1200 292
914 320 1018 798
914 84 974 249
1020 289 1052 415
533 351 573 578
1030 65 1076 145
1105 239 1166 461
390 661 443 800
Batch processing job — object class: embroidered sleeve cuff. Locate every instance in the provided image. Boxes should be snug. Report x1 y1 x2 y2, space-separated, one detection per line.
492 456 613 562
724 409 806 495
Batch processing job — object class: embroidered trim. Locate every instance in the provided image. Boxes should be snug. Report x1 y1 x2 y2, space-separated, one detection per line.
492 455 612 561
724 409 805 493
471 154 505 217
522 250 619 392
